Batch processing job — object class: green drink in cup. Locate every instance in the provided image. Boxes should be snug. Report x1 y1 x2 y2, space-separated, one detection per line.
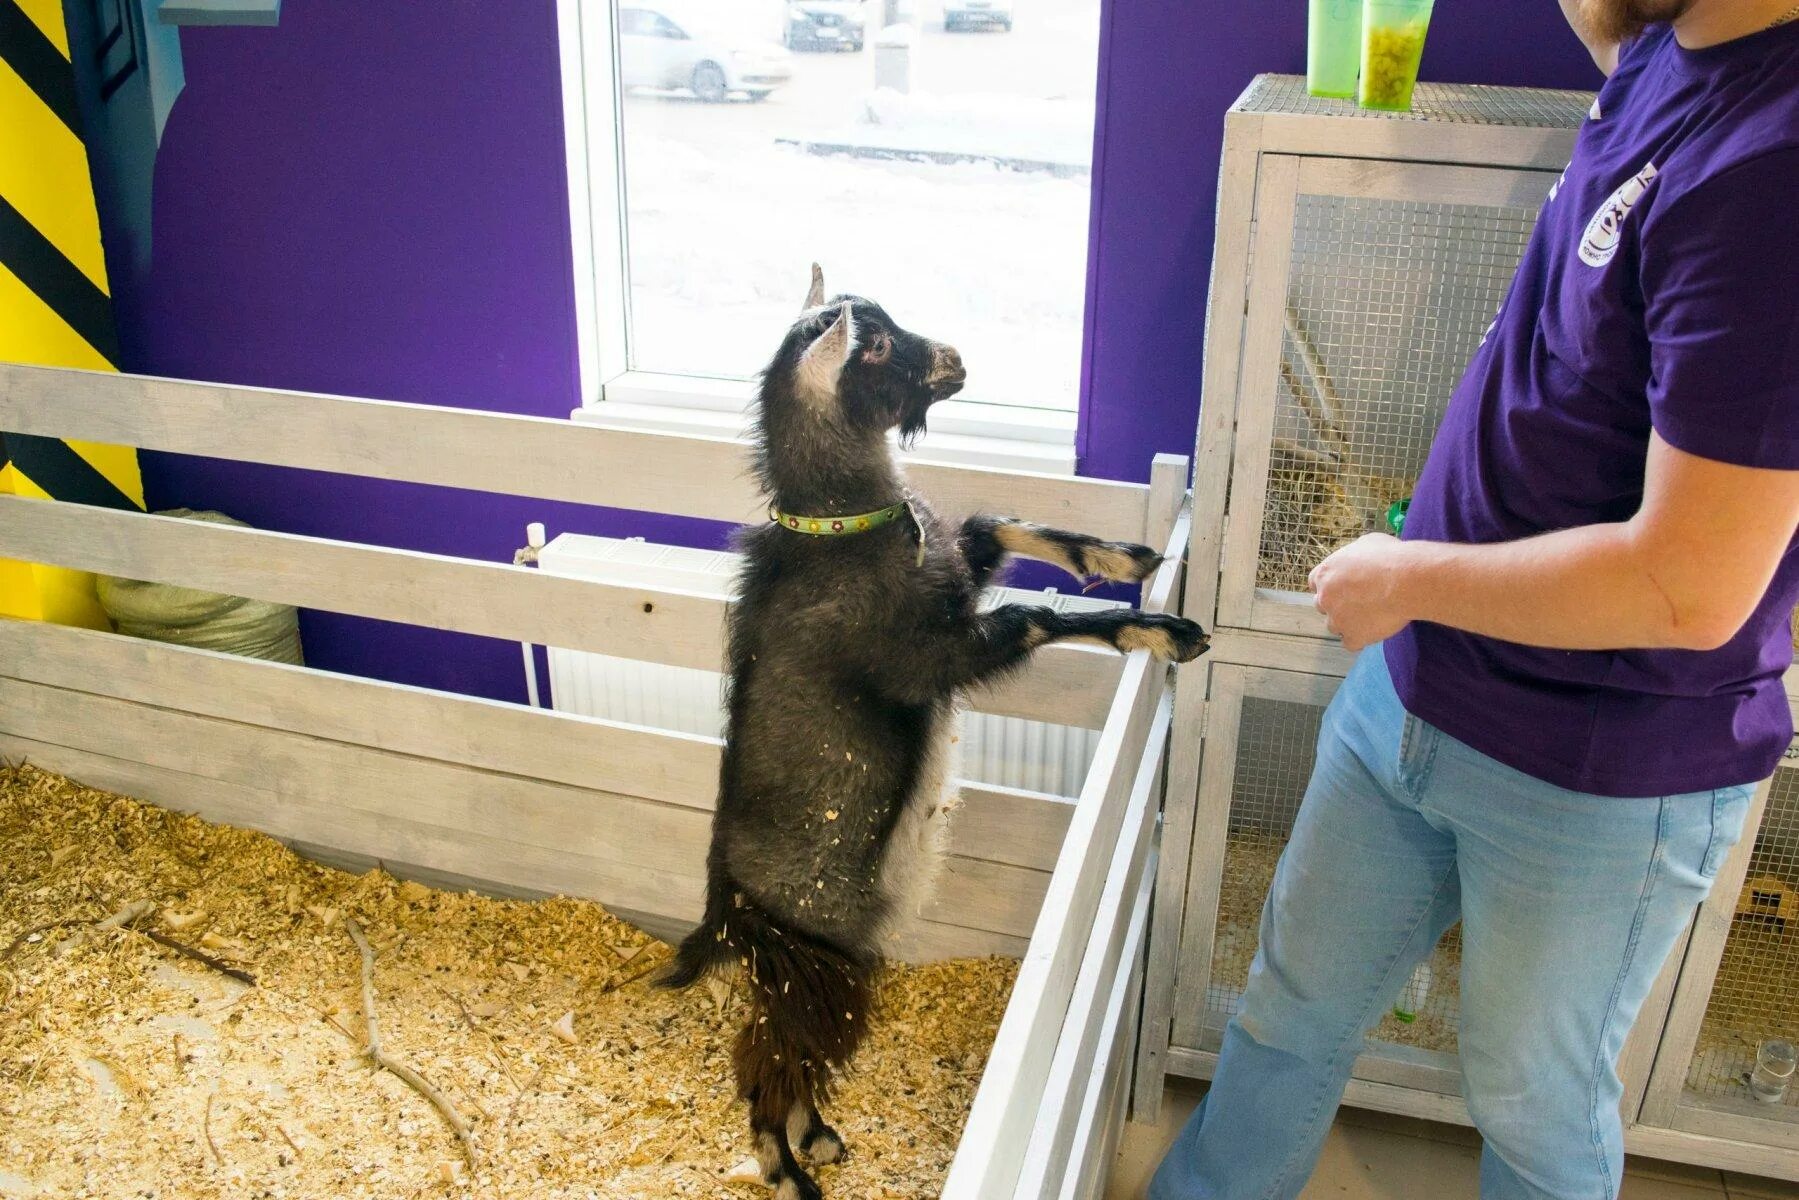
1359 0 1435 111
1307 0 1362 99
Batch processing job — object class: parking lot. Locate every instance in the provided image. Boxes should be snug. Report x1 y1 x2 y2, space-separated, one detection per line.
612 0 1103 412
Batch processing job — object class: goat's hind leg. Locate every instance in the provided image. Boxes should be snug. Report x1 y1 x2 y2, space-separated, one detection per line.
962 515 1164 589
788 1103 845 1165
748 1088 823 1200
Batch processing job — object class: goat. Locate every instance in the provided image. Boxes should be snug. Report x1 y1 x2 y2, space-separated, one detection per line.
660 265 1208 1199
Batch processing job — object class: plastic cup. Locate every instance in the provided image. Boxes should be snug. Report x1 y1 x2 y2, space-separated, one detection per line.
1359 0 1435 112
1750 1039 1796 1104
1307 0 1363 99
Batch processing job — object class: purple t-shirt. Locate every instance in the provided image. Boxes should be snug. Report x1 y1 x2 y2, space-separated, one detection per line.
1385 21 1799 798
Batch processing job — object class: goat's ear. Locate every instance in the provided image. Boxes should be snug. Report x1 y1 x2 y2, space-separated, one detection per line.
802 263 826 311
796 301 854 399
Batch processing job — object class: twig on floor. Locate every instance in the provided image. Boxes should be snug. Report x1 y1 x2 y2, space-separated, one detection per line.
54 899 154 957
2 919 93 962
138 927 258 987
204 1091 225 1166
345 916 478 1168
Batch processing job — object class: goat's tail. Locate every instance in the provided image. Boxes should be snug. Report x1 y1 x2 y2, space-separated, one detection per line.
658 870 735 990
727 899 876 1125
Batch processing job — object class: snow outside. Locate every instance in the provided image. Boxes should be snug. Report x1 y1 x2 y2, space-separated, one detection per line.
613 0 1101 414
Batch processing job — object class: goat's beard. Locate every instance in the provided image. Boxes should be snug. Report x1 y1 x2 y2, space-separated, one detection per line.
897 395 932 447
1579 0 1693 43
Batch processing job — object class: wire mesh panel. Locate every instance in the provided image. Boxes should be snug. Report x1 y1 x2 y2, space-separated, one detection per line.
1203 691 1464 1058
1258 193 1540 594
1683 767 1799 1118
1237 74 1593 129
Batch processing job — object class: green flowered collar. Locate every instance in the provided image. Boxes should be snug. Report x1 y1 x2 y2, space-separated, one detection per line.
769 501 908 537
770 499 927 565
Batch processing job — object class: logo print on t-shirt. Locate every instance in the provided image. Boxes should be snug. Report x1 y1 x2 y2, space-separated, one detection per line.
1578 161 1658 267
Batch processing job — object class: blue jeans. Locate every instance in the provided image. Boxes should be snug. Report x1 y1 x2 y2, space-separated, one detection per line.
1151 649 1754 1200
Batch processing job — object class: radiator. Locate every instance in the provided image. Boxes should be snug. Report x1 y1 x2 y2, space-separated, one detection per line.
536 534 1124 798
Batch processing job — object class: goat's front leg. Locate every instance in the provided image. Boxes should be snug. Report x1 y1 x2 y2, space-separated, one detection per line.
871 605 1208 705
960 515 1165 591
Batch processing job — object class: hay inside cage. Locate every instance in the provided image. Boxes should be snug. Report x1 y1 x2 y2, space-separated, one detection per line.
1257 443 1414 595
0 764 1016 1199
1208 831 1463 1055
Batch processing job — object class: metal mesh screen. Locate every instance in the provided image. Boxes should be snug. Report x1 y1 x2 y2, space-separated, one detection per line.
1208 695 1463 1054
1258 194 1541 592
1238 74 1592 128
1685 770 1799 1114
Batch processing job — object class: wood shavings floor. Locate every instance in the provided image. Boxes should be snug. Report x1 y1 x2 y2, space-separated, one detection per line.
0 764 1016 1199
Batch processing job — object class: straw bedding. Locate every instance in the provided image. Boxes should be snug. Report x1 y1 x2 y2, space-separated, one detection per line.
0 764 1016 1199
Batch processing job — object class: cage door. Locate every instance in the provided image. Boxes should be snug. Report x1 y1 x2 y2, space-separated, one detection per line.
1216 156 1557 639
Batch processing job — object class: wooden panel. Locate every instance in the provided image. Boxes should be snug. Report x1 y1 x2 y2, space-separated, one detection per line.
1170 664 1247 1048
1215 154 1302 630
0 619 1080 865
0 676 1054 961
1133 658 1207 1121
928 856 1052 941
0 616 717 807
1666 1099 1799 1159
1165 1045 1475 1127
0 503 1121 727
1 732 1030 965
1205 627 1355 678
951 782 1075 873
1626 1121 1799 1182
1058 854 1156 1200
1016 692 1171 1195
943 649 1167 1199
0 363 1156 544
1185 121 1262 630
1297 156 1559 209
1254 111 1580 172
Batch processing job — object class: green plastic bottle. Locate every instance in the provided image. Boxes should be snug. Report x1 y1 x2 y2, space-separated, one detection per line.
1307 0 1362 99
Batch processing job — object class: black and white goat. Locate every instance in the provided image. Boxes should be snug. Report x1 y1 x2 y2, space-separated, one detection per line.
661 266 1207 1199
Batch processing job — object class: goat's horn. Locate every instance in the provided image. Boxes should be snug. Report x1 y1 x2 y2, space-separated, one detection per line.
803 263 825 310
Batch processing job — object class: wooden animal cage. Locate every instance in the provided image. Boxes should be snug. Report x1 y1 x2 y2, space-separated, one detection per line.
0 361 1191 1199
1136 75 1799 1182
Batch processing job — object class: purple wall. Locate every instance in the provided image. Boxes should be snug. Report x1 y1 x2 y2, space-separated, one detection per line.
106 0 1601 703
1075 3 1600 482
111 1 737 700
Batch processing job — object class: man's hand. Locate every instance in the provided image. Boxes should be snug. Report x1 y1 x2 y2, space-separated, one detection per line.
1306 436 1799 655
1309 533 1414 652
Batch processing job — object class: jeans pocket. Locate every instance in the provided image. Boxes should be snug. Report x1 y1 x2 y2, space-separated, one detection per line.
1699 785 1754 880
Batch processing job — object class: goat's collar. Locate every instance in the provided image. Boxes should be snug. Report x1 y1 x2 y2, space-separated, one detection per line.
769 500 907 537
769 499 928 566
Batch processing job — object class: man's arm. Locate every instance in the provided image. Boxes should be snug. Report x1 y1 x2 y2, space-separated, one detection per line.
1558 0 1621 74
1310 433 1799 654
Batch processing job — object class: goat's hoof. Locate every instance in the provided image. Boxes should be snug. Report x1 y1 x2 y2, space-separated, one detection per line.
800 1123 845 1165
1116 614 1210 663
1085 541 1164 584
773 1166 825 1200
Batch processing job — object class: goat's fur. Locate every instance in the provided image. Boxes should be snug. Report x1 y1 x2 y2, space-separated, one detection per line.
660 266 1208 1198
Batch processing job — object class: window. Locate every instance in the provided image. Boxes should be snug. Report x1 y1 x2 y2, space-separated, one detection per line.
560 0 1101 468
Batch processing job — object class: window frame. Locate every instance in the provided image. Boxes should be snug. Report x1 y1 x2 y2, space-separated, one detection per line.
555 0 1082 474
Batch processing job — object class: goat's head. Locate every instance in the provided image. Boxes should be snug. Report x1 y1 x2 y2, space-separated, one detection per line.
763 264 966 449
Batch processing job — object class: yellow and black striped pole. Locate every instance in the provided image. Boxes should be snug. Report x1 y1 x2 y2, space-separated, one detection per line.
1 0 145 628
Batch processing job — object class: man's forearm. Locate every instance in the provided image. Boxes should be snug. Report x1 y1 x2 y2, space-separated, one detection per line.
1393 523 1721 651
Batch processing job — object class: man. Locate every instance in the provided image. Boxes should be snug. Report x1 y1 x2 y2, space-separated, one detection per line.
1152 3 1799 1197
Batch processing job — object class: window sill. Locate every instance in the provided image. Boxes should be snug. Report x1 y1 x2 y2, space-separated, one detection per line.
573 372 1079 476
